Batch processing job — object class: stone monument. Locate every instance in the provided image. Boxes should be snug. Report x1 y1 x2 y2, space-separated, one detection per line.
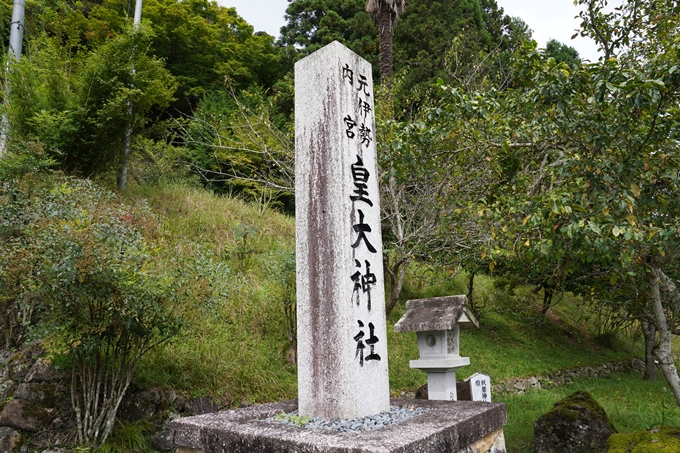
168 42 507 453
467 372 492 402
295 40 390 420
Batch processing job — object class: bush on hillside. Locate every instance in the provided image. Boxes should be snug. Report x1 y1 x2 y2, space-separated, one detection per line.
0 165 187 446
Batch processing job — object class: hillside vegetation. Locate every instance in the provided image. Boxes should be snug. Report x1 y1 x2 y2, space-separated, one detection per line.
0 166 661 452
126 182 643 401
1 0 679 450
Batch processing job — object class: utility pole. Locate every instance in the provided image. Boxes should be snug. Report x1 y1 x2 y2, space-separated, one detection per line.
1 0 26 154
118 0 142 191
133 0 142 25
8 0 26 61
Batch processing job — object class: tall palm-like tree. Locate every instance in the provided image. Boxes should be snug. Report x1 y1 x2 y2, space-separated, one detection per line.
365 0 406 82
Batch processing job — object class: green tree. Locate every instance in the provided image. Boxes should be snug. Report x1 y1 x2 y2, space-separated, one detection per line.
279 0 524 91
393 0 492 89
16 0 283 116
5 26 176 177
412 0 680 401
0 173 184 446
139 0 281 111
176 86 295 209
544 39 580 67
279 0 378 74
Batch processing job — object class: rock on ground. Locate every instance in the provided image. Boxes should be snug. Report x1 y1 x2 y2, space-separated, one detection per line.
0 399 53 433
534 390 616 453
0 426 25 452
607 426 680 452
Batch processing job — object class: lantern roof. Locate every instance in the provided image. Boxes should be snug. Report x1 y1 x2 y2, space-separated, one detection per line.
394 295 479 333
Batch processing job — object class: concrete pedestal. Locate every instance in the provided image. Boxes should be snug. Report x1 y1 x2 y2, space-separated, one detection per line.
410 357 470 401
427 370 459 401
169 398 507 453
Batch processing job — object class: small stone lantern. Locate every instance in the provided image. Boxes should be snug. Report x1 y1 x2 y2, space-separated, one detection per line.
394 295 479 401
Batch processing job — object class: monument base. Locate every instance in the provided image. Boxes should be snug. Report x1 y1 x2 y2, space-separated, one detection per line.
169 398 507 453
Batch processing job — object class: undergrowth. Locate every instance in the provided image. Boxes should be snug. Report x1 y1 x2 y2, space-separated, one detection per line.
123 182 653 453
128 182 643 402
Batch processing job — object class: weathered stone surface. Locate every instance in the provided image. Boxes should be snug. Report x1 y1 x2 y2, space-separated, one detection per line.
120 390 158 421
0 350 14 366
170 398 507 453
175 395 187 412
119 388 173 425
455 428 505 453
13 383 55 406
186 397 219 416
0 399 52 432
394 296 477 332
493 359 644 396
528 377 540 390
534 390 616 453
152 429 176 451
0 426 25 452
6 354 31 382
0 380 16 402
25 359 56 383
295 40 389 420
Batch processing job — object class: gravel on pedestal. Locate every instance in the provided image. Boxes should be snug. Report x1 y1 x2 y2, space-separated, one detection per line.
260 406 429 434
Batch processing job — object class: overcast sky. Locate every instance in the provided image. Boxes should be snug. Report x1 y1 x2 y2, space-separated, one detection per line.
216 0 604 62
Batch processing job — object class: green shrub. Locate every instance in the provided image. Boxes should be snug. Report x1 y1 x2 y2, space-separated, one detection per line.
0 173 184 446
5 25 176 178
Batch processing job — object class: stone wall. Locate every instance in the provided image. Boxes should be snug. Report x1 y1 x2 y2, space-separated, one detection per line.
492 358 645 395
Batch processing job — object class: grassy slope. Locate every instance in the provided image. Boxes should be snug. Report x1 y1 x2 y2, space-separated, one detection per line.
501 373 680 452
129 183 299 403
387 271 641 390
128 183 657 451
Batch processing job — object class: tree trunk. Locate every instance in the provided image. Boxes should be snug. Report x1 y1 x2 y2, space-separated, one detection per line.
649 267 680 406
118 2 142 191
467 271 479 316
2 0 27 154
384 254 409 316
540 287 554 322
641 318 657 381
378 0 394 83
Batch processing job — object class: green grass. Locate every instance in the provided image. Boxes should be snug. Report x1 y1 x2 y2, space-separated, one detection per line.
499 372 680 452
127 183 645 401
386 270 642 390
130 182 298 403
95 420 155 453
124 182 658 452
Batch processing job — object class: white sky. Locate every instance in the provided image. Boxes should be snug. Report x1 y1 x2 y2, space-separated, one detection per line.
216 0 604 62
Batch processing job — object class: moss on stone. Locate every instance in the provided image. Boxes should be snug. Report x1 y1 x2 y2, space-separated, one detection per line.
544 390 616 433
21 399 52 426
608 426 680 452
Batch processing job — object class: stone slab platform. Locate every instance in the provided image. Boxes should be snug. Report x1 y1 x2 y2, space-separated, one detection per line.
169 398 506 453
